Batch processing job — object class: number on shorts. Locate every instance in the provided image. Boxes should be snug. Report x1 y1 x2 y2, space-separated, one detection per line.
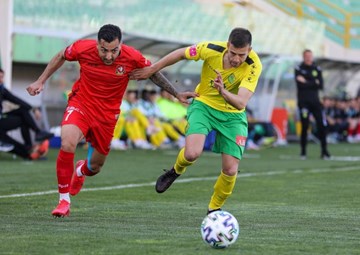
65 109 74 121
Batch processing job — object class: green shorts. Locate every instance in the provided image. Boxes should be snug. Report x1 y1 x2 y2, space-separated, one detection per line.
186 100 248 159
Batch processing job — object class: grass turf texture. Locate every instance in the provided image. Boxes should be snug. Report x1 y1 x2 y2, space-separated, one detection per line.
0 143 359 255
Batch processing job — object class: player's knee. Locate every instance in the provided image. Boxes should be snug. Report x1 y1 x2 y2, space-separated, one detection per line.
222 168 238 176
184 150 201 162
60 139 77 153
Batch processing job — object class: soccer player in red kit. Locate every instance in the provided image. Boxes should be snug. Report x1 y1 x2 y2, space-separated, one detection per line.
27 24 197 217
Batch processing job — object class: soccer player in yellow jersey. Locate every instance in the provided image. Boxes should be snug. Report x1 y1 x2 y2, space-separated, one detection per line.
130 28 262 214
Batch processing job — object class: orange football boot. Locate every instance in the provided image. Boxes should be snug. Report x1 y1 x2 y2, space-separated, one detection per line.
51 200 70 217
69 160 86 196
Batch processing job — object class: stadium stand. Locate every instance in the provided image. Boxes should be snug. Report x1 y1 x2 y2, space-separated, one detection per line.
1 0 360 145
267 0 360 48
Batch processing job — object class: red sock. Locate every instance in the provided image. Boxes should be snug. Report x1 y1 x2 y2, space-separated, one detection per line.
81 160 98 176
56 150 74 193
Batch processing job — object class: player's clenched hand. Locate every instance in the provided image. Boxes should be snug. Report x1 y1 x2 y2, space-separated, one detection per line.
176 91 199 105
129 66 155 80
27 80 44 96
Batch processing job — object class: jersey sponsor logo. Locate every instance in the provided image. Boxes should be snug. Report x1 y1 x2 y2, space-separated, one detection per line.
189 45 197 57
66 106 84 115
236 135 247 147
115 65 126 75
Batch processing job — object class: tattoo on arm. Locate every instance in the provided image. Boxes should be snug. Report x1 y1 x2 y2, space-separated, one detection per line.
149 72 178 97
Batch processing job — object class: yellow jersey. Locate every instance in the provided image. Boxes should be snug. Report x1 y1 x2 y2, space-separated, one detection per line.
184 41 262 113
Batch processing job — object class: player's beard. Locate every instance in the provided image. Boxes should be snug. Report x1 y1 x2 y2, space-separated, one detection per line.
230 61 241 68
227 54 241 68
103 58 114 65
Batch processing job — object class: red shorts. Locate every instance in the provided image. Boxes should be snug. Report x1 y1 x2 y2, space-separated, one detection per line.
61 100 118 155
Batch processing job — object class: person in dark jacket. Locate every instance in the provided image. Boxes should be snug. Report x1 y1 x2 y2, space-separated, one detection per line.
294 49 330 160
0 68 53 159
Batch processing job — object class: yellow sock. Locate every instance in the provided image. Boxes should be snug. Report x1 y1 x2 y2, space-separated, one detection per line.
171 119 187 135
208 171 237 210
174 148 195 175
126 121 144 140
150 131 167 147
162 122 180 140
113 116 125 139
131 109 149 128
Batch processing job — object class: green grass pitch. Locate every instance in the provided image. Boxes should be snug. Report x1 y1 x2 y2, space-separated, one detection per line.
0 143 359 255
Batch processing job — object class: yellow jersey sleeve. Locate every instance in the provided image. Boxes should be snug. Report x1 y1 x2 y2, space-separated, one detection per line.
185 42 208 61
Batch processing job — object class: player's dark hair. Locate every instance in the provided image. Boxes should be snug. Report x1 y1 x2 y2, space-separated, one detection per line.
303 49 312 55
228 28 252 48
98 24 122 43
0 68 4 73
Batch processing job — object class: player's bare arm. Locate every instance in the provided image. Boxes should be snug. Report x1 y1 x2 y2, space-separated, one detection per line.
149 72 198 104
27 49 66 96
213 71 253 110
129 47 187 80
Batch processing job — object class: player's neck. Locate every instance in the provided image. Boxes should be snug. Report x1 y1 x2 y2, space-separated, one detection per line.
222 53 232 70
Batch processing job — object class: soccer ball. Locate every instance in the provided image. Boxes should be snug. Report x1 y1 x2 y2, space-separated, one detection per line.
200 210 240 249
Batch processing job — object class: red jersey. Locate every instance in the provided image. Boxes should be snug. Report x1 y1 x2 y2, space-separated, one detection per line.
64 39 150 119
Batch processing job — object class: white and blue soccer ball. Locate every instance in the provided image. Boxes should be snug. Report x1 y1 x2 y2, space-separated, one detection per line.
200 210 240 249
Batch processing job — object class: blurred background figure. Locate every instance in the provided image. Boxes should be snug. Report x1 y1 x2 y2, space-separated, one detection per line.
138 87 185 149
294 50 330 160
3 0 360 154
0 68 52 160
346 97 360 143
111 88 154 150
156 89 188 136
246 107 277 150
0 140 14 152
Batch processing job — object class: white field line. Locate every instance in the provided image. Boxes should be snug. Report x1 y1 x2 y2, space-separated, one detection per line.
0 165 359 199
279 155 360 161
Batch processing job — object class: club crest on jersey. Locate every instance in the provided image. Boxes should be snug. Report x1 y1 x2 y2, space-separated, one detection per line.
115 65 126 75
228 73 235 84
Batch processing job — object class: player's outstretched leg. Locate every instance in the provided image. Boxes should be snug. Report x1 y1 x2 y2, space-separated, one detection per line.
51 200 70 217
69 160 86 196
155 168 180 193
